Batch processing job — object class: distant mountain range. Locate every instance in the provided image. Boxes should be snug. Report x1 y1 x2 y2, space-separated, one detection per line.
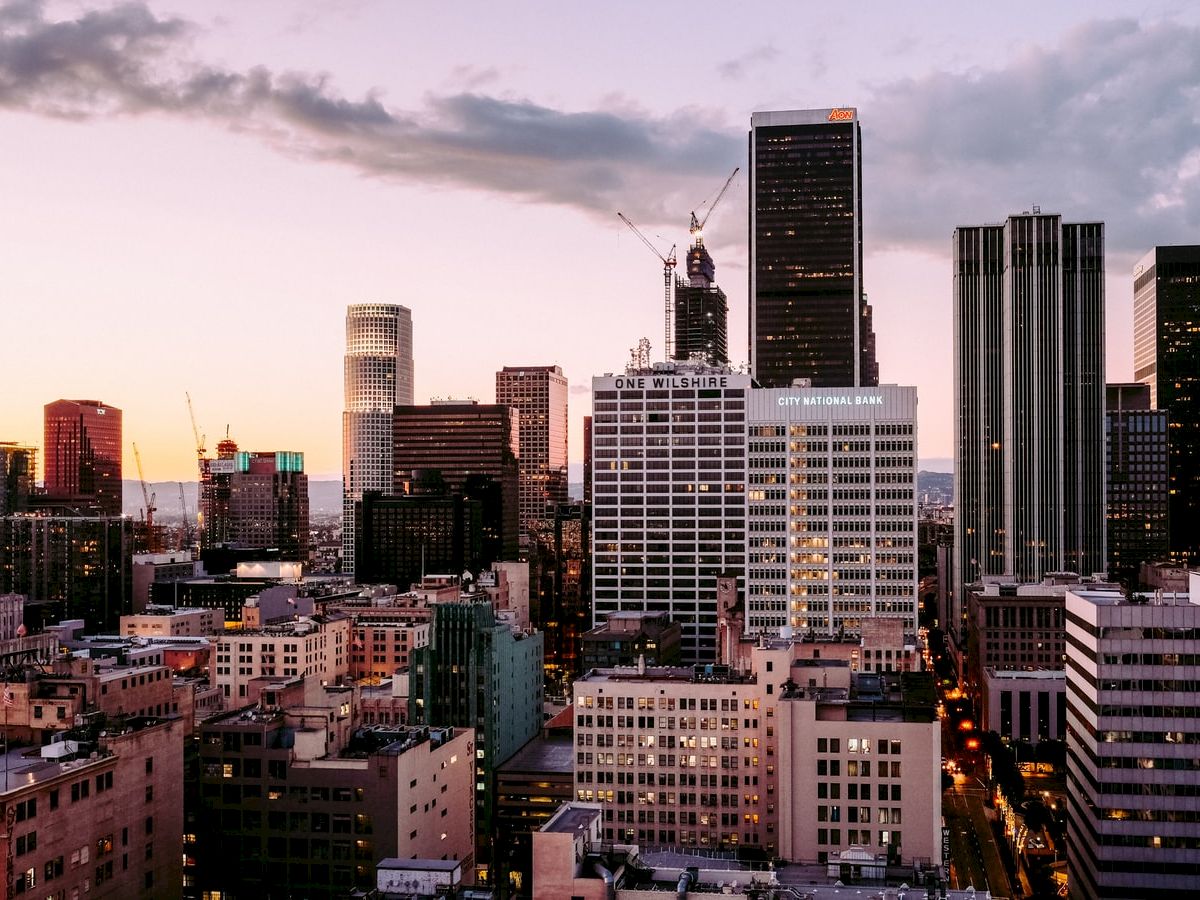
122 464 952 519
121 480 343 518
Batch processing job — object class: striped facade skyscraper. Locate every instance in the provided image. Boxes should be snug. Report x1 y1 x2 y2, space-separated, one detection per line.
952 213 1106 642
342 303 413 575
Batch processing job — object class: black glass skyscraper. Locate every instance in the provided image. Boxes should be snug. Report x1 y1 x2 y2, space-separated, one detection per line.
1134 245 1200 564
749 107 877 388
1105 383 1168 583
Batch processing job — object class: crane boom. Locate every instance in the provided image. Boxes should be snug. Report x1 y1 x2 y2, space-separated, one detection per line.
133 443 152 516
185 392 205 460
689 167 740 242
617 212 677 361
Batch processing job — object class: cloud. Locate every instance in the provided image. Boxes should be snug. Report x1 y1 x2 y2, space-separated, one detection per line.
446 64 501 91
865 18 1200 256
0 1 740 225
2 5 1198 259
717 44 779 80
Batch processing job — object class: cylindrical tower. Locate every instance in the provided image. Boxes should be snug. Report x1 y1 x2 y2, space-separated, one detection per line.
342 303 413 575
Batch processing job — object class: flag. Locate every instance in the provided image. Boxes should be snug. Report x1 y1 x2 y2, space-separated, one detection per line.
2 687 13 708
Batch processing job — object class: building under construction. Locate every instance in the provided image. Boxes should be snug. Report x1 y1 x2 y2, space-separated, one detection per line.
673 239 728 365
198 435 309 562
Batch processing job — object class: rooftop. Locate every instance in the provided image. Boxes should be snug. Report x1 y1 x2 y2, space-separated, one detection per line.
581 664 755 685
542 803 600 835
497 734 574 775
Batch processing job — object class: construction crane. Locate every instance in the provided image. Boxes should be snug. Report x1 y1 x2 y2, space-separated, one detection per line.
132 442 158 551
185 392 206 462
178 482 191 549
185 392 206 548
689 166 739 245
617 212 677 361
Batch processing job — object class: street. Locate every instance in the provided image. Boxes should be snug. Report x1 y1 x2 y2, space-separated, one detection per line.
944 781 1014 899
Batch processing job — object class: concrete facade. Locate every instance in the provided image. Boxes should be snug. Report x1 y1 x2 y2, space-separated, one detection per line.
1065 581 1200 899
745 385 918 637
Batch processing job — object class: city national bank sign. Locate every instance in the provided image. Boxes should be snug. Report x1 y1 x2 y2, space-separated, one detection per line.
777 393 884 407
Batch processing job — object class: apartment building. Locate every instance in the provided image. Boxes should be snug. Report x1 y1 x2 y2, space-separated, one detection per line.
211 613 351 706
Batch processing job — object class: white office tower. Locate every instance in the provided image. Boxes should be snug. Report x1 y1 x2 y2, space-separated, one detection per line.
590 363 750 664
745 385 918 636
1065 579 1200 899
342 304 414 575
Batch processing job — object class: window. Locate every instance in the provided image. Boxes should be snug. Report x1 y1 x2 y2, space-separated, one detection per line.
145 757 154 775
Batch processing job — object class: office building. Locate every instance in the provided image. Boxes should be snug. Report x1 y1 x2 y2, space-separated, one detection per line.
1106 383 1169 583
43 399 122 515
749 108 878 388
1134 245 1200 564
355 486 483 590
980 668 1065 745
393 402 520 563
582 416 593 504
571 654 940 866
952 213 1106 649
1065 581 1200 898
496 366 569 528
495 729 574 896
200 443 309 559
580 611 682 670
408 599 544 883
673 240 728 365
590 364 750 663
0 514 132 631
196 678 474 899
527 501 591 690
0 442 37 515
962 574 1117 691
0 713 185 898
211 613 351 708
343 303 414 574
745 384 918 636
533 803 972 900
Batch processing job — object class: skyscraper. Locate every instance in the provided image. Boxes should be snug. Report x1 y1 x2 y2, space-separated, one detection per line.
590 363 750 663
953 214 1106 647
745 384 918 636
0 443 37 516
342 303 413 575
749 107 878 388
393 401 520 563
1065 582 1200 899
673 241 728 365
43 399 122 516
1105 383 1168 584
495 365 568 528
199 440 310 561
1134 245 1200 564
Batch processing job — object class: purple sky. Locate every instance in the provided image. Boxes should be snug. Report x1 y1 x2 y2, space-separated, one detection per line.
3 0 1199 481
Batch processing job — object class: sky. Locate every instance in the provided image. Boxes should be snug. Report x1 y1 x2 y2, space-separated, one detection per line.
2 0 1199 482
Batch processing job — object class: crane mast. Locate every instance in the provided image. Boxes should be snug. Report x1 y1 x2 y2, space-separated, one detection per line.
617 212 676 361
132 442 158 551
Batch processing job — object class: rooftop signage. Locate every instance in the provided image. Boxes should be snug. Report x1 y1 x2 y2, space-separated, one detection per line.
828 108 855 121
777 393 884 407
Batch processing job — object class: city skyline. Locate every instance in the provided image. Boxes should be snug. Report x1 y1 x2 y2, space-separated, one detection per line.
3 2 1200 481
